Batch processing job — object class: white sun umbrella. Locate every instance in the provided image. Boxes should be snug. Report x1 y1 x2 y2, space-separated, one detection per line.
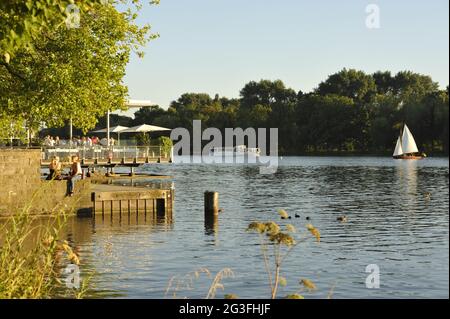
92 125 129 145
121 125 171 153
120 124 171 133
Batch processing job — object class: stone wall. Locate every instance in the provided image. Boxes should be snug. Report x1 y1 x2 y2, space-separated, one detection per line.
0 149 91 216
0 149 41 215
31 179 92 215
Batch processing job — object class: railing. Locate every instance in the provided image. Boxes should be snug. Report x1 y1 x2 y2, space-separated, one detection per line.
41 145 170 162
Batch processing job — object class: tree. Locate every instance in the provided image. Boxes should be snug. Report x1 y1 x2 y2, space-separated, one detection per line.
316 68 377 103
373 71 394 95
0 1 102 59
296 94 357 151
0 1 157 137
0 1 160 59
133 105 168 126
238 80 297 130
168 93 215 129
392 71 439 99
140 71 448 155
240 80 297 111
367 94 401 151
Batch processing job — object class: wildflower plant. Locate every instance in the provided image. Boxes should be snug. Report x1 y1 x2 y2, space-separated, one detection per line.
247 209 320 299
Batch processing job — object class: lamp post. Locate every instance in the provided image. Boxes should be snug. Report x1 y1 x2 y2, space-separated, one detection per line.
69 117 73 146
107 109 110 146
123 99 152 146
103 100 152 147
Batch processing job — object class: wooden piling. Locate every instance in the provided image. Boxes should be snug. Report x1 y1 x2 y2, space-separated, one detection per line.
204 191 219 216
204 191 219 234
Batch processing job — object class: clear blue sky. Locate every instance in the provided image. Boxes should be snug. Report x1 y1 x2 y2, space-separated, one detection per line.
123 0 449 109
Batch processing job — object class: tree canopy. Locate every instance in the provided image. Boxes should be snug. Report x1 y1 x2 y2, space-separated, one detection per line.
0 0 157 139
122 70 448 155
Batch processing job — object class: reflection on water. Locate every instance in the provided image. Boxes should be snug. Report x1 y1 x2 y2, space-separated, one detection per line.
204 215 219 238
395 160 418 210
65 213 174 298
17 157 450 298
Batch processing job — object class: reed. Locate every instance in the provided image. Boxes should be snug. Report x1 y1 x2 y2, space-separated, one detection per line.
0 187 89 299
165 267 234 299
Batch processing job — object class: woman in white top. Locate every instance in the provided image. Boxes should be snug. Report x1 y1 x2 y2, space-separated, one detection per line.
67 155 82 196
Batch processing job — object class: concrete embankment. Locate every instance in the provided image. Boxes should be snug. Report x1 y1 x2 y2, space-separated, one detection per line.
0 149 173 217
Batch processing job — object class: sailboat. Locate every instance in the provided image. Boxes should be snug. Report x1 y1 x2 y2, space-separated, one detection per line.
393 124 425 160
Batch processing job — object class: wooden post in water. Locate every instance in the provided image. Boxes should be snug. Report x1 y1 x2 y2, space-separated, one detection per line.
204 191 219 233
204 191 219 216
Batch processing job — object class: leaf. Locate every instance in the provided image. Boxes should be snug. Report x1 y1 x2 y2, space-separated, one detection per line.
279 276 287 287
68 252 80 265
224 294 239 299
264 221 280 235
300 279 316 291
247 222 265 234
278 209 289 219
268 232 296 246
306 224 321 242
285 224 296 233
286 294 304 299
4 53 10 64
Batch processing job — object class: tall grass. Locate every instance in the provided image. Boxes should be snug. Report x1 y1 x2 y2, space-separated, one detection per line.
165 267 234 299
0 190 87 298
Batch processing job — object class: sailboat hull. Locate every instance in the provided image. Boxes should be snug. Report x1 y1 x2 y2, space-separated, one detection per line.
393 155 424 160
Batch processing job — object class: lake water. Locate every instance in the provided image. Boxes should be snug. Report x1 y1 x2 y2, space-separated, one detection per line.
65 156 449 299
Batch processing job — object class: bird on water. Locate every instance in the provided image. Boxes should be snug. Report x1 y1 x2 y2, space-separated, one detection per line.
337 216 348 223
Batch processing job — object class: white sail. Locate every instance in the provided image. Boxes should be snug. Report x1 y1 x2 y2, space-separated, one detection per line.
401 124 419 154
393 136 403 157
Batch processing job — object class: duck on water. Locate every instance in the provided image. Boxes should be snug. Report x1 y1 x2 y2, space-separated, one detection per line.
393 124 427 160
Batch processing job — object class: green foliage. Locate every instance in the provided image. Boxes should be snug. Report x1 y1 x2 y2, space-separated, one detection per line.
285 294 304 299
0 1 158 134
158 136 173 156
247 210 320 299
0 115 27 143
0 1 101 57
317 68 377 103
136 132 151 146
129 71 448 155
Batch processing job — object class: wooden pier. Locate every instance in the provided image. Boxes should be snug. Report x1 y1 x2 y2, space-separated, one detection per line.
40 145 172 169
90 184 174 219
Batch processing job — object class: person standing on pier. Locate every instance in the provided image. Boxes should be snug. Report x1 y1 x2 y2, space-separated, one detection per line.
67 155 82 196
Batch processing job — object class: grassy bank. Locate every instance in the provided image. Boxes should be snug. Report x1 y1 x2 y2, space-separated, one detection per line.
0 201 88 298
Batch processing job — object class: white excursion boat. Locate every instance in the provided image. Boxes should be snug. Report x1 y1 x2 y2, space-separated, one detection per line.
209 145 261 157
393 124 426 160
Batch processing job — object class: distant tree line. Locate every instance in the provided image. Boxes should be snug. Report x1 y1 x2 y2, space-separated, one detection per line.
43 69 449 155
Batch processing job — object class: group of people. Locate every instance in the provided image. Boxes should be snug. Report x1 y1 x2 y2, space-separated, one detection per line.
47 155 82 196
43 135 61 147
43 135 116 147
